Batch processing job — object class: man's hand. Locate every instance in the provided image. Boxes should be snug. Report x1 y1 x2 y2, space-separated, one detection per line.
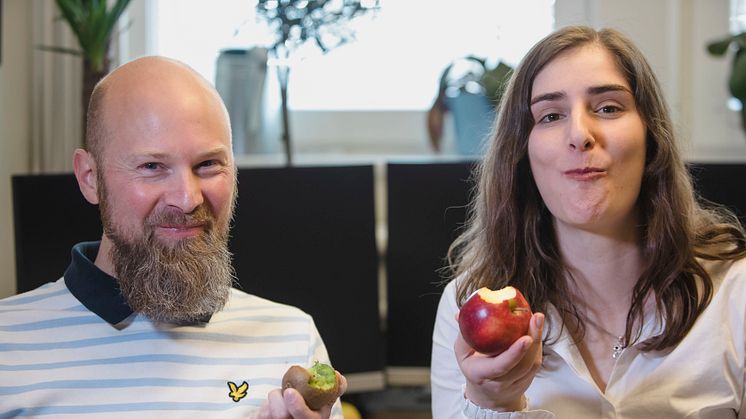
253 371 347 419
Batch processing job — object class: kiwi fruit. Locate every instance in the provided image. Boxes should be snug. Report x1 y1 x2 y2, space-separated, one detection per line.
282 361 340 410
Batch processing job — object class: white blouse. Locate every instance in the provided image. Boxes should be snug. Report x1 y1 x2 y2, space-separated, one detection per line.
431 258 746 419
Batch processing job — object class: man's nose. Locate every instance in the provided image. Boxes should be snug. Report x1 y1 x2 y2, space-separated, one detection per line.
567 109 596 151
165 170 204 213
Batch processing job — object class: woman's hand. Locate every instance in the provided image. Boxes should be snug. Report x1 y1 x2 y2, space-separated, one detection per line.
252 372 347 419
455 312 544 411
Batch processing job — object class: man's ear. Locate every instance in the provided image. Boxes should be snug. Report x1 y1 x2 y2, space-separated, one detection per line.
73 149 100 205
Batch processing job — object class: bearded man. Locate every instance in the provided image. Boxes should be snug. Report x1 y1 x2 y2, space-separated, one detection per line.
0 56 345 419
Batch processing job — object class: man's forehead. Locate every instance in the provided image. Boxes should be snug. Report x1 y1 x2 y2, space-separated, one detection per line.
119 146 232 161
101 57 223 118
105 56 198 86
94 57 232 159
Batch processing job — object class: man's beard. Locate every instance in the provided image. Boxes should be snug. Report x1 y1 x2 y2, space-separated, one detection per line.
99 178 236 324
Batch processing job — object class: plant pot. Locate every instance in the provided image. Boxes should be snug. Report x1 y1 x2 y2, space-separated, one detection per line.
445 92 494 156
215 48 270 155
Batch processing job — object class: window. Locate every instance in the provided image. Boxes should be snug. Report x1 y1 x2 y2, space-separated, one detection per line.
147 1 554 154
729 0 746 111
152 0 553 111
152 0 265 88
732 0 746 32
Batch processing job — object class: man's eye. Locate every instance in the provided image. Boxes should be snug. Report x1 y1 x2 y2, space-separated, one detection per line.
199 160 216 167
141 162 160 170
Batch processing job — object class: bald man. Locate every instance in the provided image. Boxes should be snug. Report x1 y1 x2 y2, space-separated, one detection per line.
0 57 345 419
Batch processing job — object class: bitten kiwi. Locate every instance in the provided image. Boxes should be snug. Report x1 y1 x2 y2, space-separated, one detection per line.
282 361 340 410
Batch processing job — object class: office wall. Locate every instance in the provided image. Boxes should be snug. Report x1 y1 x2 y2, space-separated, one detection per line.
557 0 746 160
0 0 31 298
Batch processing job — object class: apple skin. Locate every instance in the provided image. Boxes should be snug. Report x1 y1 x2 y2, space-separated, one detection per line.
458 286 533 356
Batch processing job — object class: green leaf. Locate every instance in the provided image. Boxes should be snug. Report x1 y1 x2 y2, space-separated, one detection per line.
55 0 85 41
105 0 133 36
48 0 132 72
481 61 513 107
707 38 732 56
734 33 746 50
729 50 746 100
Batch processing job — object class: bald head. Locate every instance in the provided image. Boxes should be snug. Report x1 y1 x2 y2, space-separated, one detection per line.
85 56 231 163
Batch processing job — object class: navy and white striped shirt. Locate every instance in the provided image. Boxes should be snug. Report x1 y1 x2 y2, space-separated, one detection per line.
0 242 342 418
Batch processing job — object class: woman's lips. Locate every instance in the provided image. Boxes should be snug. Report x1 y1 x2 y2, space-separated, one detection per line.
564 167 606 181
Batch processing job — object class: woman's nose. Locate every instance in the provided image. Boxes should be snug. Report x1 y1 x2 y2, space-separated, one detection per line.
568 111 596 151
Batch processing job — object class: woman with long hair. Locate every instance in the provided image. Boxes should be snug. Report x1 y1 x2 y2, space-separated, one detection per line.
431 25 746 418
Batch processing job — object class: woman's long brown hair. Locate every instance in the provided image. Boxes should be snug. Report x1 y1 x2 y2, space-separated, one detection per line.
448 26 746 351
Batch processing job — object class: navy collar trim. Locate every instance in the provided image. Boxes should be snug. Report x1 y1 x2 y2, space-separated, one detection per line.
64 241 214 325
64 241 134 325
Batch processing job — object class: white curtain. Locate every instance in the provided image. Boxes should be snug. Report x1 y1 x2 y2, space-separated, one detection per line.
30 0 82 173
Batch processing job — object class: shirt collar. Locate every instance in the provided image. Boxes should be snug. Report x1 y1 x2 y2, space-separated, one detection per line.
64 241 134 325
63 241 214 325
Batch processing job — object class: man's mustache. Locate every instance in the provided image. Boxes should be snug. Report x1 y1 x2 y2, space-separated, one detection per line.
145 206 214 231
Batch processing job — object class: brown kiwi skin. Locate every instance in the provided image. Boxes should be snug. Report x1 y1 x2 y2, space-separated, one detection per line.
282 365 340 410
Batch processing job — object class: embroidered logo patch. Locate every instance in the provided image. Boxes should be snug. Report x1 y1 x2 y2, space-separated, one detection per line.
227 381 249 402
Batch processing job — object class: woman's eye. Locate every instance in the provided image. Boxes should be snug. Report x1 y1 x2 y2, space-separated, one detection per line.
141 162 160 170
539 113 561 123
599 105 621 114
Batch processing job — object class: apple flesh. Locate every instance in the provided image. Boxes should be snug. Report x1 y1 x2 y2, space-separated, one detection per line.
282 361 340 410
458 286 532 356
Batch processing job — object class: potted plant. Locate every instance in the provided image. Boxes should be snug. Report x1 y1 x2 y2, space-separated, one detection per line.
427 56 513 155
255 0 378 166
706 32 746 131
41 0 132 143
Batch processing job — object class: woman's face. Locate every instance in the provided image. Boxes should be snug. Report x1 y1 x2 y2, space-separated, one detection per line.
527 44 647 235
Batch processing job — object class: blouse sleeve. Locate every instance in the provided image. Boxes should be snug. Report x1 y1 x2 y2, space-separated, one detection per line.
431 280 468 418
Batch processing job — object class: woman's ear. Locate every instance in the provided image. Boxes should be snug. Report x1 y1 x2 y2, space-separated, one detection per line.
73 149 100 205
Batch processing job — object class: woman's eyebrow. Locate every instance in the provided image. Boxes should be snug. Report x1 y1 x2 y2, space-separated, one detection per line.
530 91 565 106
530 84 632 107
587 83 632 96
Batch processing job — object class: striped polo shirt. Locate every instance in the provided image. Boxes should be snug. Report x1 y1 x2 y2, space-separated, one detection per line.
0 242 342 418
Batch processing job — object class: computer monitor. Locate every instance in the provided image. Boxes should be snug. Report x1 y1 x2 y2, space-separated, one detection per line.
12 173 103 293
384 161 477 383
230 165 384 390
688 162 746 224
12 166 385 392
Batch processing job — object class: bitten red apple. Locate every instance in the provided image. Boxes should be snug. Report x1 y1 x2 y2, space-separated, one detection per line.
458 286 532 356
